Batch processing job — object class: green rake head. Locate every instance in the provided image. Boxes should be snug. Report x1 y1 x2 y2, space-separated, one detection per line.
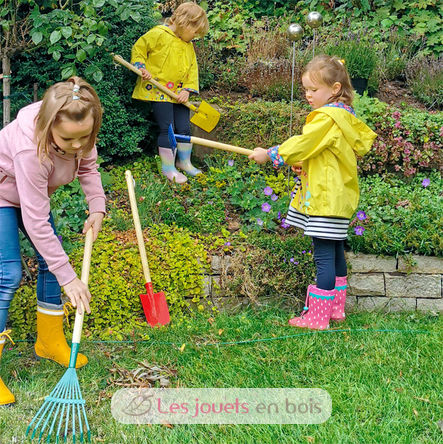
26 368 91 443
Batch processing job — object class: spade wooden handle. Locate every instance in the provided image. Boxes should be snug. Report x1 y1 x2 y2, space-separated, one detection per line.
125 170 152 284
112 54 197 112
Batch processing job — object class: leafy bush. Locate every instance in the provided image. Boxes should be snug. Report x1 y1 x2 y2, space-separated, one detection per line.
406 56 443 110
10 224 213 339
354 95 442 176
9 0 159 162
348 172 442 257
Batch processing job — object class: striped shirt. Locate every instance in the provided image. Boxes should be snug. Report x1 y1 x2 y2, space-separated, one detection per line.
286 206 349 240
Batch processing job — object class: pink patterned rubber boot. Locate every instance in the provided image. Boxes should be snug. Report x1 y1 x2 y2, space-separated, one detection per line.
289 285 335 330
331 276 347 322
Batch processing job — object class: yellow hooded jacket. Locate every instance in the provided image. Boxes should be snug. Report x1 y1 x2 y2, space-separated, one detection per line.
131 25 199 102
278 106 377 219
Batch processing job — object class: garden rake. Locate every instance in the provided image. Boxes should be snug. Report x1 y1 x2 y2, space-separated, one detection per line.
26 228 94 443
112 54 220 132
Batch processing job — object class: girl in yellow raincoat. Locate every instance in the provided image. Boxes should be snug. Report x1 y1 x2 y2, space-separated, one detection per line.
249 55 377 330
131 2 209 183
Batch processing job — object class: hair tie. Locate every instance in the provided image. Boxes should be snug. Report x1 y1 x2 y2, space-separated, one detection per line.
72 84 80 100
338 59 345 65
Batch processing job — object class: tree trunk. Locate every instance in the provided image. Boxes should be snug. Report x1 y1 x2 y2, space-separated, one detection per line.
2 55 11 127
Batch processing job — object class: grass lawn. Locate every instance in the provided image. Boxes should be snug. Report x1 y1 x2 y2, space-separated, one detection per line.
0 307 442 444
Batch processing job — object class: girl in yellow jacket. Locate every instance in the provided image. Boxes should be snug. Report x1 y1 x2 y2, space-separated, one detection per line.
249 55 377 330
131 2 208 183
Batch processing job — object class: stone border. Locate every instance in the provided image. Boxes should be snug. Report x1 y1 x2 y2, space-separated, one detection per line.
203 253 443 313
346 253 443 312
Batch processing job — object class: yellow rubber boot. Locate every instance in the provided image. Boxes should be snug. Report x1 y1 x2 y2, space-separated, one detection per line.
34 305 88 369
0 330 16 406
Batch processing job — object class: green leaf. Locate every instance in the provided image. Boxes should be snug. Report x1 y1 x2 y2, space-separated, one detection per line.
87 34 96 44
93 69 103 82
76 49 87 62
31 31 43 44
61 65 75 79
50 30 61 44
52 51 61 61
120 8 130 20
92 0 106 7
61 26 72 39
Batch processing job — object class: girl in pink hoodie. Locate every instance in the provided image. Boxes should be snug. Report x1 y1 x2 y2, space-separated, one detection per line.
0 77 106 406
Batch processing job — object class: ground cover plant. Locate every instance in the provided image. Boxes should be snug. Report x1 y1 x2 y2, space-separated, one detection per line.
1 309 442 443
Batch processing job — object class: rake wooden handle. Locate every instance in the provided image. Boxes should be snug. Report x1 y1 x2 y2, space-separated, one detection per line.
72 228 93 344
112 54 198 112
125 170 152 284
190 136 253 156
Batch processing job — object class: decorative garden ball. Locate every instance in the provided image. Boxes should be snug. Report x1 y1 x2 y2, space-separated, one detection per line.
306 11 323 29
287 23 303 42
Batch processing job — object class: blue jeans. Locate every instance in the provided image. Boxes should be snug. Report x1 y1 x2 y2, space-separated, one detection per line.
0 207 61 332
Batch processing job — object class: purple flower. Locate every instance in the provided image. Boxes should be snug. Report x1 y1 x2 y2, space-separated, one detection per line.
224 242 231 246
277 211 281 220
261 202 271 213
228 159 234 166
271 193 278 201
421 178 430 188
294 261 299 265
290 257 294 263
290 191 295 198
302 250 306 254
57 235 63 243
356 210 367 221
354 226 365 236
263 186 273 196
281 218 290 229
256 218 263 226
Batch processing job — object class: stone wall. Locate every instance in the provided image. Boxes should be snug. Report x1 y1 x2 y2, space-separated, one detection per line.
346 253 442 313
204 253 443 313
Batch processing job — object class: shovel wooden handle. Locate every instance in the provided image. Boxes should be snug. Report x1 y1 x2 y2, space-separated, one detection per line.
189 136 253 156
72 228 93 344
125 170 152 284
112 54 198 112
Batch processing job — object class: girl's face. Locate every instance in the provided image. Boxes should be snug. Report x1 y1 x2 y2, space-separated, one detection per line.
302 73 341 109
176 26 199 43
51 114 94 155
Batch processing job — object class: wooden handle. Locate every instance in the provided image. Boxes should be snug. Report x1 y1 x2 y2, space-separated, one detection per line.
72 228 93 344
112 54 197 112
189 136 253 156
125 170 152 283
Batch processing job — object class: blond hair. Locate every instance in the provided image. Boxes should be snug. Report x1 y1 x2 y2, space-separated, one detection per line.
35 76 102 161
303 55 354 106
167 2 209 38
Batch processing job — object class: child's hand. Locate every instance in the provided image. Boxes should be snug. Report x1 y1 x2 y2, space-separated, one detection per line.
248 147 270 164
63 278 91 314
176 90 190 103
83 212 104 242
292 162 302 176
140 68 152 80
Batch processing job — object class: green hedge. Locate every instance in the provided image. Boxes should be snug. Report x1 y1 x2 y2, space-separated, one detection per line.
7 0 158 162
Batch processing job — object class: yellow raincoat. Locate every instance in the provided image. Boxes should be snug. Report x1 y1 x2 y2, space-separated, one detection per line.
278 106 377 219
131 25 199 102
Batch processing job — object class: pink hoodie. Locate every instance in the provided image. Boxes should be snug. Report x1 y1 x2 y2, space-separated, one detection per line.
0 101 106 286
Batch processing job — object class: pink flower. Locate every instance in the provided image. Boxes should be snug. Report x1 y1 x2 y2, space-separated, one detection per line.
256 218 263 226
394 121 401 128
263 186 273 196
